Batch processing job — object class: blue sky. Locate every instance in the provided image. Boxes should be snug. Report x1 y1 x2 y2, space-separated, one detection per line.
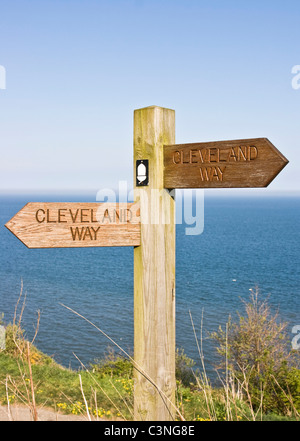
0 0 299 196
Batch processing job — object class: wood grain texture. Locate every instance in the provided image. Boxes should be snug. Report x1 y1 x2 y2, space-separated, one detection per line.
5 202 140 248
164 138 288 188
133 106 176 421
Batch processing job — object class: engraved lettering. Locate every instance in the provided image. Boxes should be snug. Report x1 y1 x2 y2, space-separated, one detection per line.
58 208 67 223
198 149 208 163
83 227 93 240
199 167 209 181
91 226 100 239
172 151 181 164
249 145 258 160
211 167 219 179
209 148 218 163
70 226 101 241
35 209 45 223
238 146 247 161
113 209 121 223
217 166 226 181
199 166 226 181
219 149 228 162
181 149 190 164
91 209 98 223
228 148 237 161
125 208 133 223
172 145 259 166
70 209 79 223
102 209 111 223
46 209 56 223
190 149 198 163
70 226 85 240
80 209 89 223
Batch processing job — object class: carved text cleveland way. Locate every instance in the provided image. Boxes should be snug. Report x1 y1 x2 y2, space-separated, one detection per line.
5 203 141 248
163 138 288 188
35 207 135 241
172 145 258 182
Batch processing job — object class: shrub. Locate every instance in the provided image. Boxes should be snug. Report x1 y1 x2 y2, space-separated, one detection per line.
210 288 300 416
175 348 196 386
91 348 133 378
91 347 197 387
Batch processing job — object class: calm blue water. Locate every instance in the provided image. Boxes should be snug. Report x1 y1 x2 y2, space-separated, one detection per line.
0 193 299 381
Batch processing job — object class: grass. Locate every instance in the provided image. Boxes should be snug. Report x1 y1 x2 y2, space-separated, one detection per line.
0 347 133 419
0 344 298 421
0 286 299 421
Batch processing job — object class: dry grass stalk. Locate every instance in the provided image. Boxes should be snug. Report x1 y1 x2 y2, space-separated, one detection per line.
108 378 134 419
72 352 127 420
270 374 300 418
3 282 42 420
5 376 13 421
79 374 91 421
26 342 38 421
189 309 217 420
62 303 185 421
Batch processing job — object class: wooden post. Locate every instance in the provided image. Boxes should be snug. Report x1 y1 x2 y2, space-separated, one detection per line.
133 106 176 421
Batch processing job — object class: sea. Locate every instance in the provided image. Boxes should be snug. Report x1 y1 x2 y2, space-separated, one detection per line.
0 193 299 382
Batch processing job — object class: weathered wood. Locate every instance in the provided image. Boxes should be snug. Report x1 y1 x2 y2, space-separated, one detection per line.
164 138 288 188
5 202 140 248
133 106 176 421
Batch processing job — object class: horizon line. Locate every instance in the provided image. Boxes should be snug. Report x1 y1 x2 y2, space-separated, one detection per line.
0 188 299 198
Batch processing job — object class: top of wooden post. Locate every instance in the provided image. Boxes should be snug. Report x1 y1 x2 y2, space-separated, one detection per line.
134 105 175 112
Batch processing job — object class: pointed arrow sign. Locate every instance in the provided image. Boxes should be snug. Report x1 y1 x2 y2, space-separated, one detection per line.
164 138 288 188
5 202 140 249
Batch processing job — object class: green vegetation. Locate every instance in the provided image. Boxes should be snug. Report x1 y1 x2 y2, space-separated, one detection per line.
210 288 300 418
0 288 299 421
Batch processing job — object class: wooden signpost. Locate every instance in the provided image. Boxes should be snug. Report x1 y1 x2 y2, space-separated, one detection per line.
133 106 176 421
4 106 289 421
164 138 288 189
5 202 140 248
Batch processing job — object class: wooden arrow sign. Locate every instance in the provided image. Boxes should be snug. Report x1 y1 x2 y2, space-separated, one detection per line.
164 138 288 188
5 202 140 248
